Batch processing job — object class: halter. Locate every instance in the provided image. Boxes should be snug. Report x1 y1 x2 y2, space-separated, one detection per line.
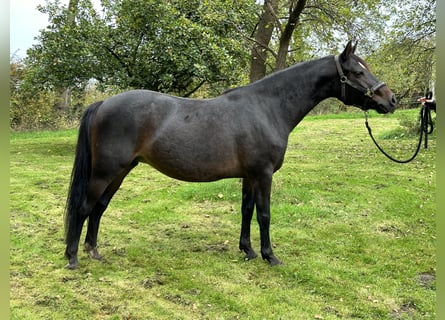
334 55 387 102
333 55 432 163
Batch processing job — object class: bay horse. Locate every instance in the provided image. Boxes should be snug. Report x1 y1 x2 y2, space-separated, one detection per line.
64 41 397 269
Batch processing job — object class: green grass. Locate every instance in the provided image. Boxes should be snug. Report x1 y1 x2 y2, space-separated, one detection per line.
10 110 436 319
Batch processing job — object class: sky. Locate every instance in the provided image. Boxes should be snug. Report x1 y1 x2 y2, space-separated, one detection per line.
10 0 50 58
9 0 102 58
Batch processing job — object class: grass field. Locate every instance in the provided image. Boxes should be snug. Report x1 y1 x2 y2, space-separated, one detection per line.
10 110 436 319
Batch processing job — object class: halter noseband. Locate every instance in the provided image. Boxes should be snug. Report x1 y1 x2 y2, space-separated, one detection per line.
334 55 386 102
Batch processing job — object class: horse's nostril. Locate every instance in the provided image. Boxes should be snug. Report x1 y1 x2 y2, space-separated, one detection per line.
391 95 397 105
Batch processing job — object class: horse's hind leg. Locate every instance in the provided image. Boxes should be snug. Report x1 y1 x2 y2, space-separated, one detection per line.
84 164 136 260
65 177 111 269
83 199 109 261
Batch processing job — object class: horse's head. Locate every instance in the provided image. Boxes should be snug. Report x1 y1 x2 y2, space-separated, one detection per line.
335 41 397 114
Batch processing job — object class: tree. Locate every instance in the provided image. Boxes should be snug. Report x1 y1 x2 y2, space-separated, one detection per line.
10 56 60 129
249 0 279 82
248 0 392 81
367 0 436 107
25 0 257 97
275 0 306 70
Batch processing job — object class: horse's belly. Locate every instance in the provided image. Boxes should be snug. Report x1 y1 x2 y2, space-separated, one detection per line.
143 156 241 182
140 139 242 182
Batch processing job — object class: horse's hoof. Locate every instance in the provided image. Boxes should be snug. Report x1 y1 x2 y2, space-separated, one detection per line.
84 244 102 260
242 249 258 261
88 249 102 260
244 254 258 261
65 262 80 270
264 255 283 266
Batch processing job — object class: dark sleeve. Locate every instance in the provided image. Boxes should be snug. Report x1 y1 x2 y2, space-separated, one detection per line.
426 100 436 111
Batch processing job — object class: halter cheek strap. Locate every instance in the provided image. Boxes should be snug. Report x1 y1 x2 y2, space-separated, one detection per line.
334 55 386 101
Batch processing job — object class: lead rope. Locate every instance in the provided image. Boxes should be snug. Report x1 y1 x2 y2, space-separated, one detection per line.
364 105 433 163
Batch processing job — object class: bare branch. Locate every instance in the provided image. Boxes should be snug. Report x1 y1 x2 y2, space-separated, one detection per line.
245 36 278 59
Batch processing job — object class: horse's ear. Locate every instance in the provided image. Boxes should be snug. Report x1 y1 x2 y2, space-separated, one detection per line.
340 40 354 61
352 40 358 53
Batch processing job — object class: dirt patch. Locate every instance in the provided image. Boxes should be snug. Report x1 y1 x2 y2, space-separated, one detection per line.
391 301 417 319
416 270 436 290
164 293 192 306
206 240 230 252
140 269 166 288
34 294 62 307
377 223 406 237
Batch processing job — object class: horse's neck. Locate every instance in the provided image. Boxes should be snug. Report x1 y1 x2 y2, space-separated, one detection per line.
256 56 338 131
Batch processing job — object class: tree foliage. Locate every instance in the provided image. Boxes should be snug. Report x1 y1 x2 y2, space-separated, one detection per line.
367 0 436 107
26 0 257 96
10 57 64 129
249 0 394 81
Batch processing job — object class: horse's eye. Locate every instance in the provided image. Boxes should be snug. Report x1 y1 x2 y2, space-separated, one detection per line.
354 71 364 76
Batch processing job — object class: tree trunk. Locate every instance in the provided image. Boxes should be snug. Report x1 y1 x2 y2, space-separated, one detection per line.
54 87 72 112
67 0 79 25
275 0 306 71
249 0 279 83
54 0 79 113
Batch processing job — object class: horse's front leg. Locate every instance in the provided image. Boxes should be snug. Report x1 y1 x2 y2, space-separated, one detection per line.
239 178 258 260
255 174 282 266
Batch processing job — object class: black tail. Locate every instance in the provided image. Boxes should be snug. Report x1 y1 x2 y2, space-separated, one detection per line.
64 101 103 244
